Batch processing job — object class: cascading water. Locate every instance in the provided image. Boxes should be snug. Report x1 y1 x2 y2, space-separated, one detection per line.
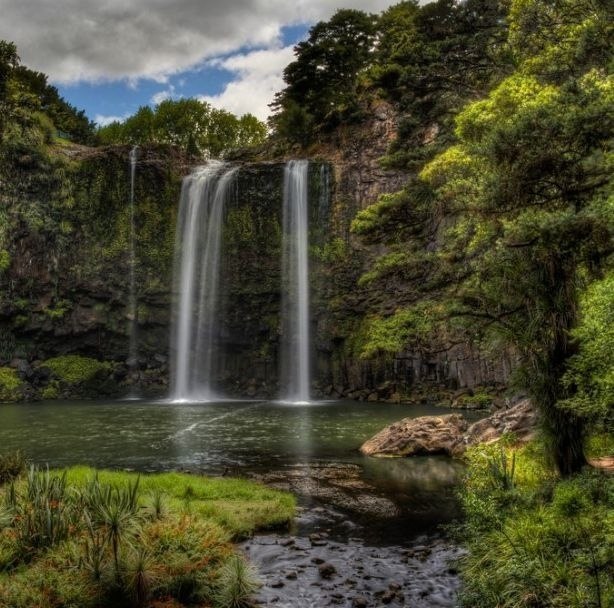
127 146 139 394
281 160 311 403
169 162 236 402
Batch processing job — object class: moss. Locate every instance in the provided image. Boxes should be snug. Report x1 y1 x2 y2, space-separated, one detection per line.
40 382 60 400
42 301 71 320
0 368 20 402
43 355 111 385
0 250 10 273
456 389 494 409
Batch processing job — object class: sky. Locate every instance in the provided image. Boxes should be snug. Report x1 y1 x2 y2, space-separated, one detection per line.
0 0 397 125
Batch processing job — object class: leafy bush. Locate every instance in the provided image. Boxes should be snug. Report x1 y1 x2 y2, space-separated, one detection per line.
0 451 26 485
457 442 614 607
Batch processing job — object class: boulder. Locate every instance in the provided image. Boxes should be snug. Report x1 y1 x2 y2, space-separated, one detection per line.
360 400 537 458
360 414 468 457
460 399 537 450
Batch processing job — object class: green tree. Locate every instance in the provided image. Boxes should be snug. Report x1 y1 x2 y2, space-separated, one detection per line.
270 9 378 139
97 99 266 157
356 0 613 475
560 273 614 425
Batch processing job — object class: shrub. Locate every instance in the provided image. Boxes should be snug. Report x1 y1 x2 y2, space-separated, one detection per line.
5 467 75 560
0 467 293 607
214 554 259 608
457 442 614 608
0 451 26 485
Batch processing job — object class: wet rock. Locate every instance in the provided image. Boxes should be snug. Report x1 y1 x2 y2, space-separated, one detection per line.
271 580 285 588
318 563 337 579
381 589 396 604
352 597 368 608
251 464 400 519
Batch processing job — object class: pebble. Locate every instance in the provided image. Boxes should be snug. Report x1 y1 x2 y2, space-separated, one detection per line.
318 562 337 579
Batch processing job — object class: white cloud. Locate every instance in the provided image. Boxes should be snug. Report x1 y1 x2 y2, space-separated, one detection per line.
0 0 395 84
151 85 180 105
94 113 131 126
199 46 295 120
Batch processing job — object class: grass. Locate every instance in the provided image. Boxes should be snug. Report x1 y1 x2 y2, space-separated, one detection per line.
0 463 295 608
456 437 614 607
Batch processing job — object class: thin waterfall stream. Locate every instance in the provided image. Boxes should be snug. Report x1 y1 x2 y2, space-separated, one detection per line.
127 145 139 394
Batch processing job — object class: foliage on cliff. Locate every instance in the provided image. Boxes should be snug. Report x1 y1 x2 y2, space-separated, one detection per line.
0 41 95 144
352 0 614 474
98 98 267 157
0 41 183 373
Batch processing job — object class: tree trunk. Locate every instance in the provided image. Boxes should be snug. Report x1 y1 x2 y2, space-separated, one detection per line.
548 407 587 476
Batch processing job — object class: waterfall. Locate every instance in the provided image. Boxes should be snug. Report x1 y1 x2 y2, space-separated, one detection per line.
127 146 138 393
170 162 236 402
281 160 311 403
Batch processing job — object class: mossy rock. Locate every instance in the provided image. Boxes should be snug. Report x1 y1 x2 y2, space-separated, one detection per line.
0 368 21 402
44 355 111 386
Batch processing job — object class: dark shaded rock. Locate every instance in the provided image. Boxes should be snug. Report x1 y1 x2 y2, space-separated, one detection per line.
381 589 396 604
318 563 337 579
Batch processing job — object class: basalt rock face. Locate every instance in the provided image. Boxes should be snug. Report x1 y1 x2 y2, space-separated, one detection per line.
0 144 184 397
305 100 514 399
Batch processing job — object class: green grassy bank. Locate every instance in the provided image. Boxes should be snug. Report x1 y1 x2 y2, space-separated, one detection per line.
0 459 295 607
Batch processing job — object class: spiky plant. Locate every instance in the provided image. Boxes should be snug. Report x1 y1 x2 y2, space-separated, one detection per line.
215 554 259 608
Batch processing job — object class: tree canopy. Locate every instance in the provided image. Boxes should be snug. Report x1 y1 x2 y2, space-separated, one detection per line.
269 9 378 141
97 99 267 158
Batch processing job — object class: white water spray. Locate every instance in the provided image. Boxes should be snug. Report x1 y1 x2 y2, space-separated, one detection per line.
281 160 311 403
